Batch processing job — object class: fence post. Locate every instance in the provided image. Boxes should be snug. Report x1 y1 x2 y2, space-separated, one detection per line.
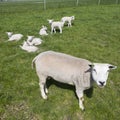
116 0 118 4
76 0 79 6
44 0 46 10
98 0 101 5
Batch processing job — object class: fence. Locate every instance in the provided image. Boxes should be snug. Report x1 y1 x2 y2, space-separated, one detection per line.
0 0 120 10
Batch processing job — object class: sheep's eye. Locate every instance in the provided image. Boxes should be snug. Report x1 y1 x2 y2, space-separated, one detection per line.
93 69 97 73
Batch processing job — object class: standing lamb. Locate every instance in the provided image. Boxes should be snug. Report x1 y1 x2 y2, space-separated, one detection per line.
61 16 75 27
32 51 117 110
39 25 48 36
48 19 64 34
6 32 23 41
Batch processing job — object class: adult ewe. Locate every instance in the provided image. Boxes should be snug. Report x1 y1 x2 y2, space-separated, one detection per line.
32 51 117 110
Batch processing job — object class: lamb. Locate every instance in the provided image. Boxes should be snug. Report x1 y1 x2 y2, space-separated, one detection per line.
6 32 23 41
61 16 75 27
39 25 48 36
20 41 38 52
26 36 42 46
48 19 64 34
32 51 117 110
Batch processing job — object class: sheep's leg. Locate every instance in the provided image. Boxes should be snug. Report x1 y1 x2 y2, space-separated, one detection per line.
39 75 47 99
68 22 72 27
76 89 84 111
51 27 54 34
59 27 62 34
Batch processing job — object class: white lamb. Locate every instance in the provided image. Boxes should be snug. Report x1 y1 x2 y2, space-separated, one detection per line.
27 36 42 46
48 19 64 34
6 32 23 41
61 16 75 27
39 25 48 36
32 51 117 110
20 41 38 53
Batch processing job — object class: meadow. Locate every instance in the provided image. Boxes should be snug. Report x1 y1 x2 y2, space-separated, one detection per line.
0 2 120 120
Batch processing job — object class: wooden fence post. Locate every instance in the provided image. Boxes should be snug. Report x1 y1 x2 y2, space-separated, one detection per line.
98 0 101 5
44 0 46 10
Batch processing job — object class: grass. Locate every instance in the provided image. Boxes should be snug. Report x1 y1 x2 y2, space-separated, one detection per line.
0 2 120 120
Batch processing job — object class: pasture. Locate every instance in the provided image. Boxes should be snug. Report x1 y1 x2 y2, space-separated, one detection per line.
0 2 120 120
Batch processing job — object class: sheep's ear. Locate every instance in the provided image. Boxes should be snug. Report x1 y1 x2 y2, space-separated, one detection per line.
108 64 117 70
89 63 94 68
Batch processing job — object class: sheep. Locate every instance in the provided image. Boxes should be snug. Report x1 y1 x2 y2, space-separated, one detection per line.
6 32 23 41
32 51 117 110
61 16 75 27
20 41 38 52
48 19 64 34
39 25 48 36
26 36 42 46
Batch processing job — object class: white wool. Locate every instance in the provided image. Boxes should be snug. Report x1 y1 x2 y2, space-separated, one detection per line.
32 51 117 110
39 26 48 36
27 36 42 46
20 41 38 52
48 19 64 34
61 16 75 27
6 32 23 41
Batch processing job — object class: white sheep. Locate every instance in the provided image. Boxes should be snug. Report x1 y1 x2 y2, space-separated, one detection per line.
48 19 64 34
27 36 42 46
6 32 23 41
61 16 75 27
39 25 48 36
20 41 38 52
32 51 117 110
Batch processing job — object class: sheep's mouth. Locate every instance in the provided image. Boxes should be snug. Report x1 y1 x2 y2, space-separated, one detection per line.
98 85 105 88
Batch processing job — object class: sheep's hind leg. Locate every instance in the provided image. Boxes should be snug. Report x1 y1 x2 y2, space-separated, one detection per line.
39 75 47 99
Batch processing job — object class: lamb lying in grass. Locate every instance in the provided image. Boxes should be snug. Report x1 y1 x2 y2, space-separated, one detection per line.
27 36 42 46
20 41 38 52
61 16 75 27
39 26 48 36
6 32 23 41
32 51 117 110
48 19 64 34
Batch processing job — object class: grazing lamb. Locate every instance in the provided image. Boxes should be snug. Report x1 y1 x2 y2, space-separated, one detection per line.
32 51 117 110
61 16 75 27
6 32 23 41
48 19 64 34
20 41 38 52
27 36 42 46
39 25 48 36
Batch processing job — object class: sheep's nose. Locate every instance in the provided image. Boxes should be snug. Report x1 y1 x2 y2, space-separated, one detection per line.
99 81 105 86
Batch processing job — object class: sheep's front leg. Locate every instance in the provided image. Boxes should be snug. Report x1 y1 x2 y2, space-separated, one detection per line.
76 89 84 111
59 27 62 34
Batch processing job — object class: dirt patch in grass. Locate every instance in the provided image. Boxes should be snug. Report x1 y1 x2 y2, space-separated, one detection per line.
0 101 39 120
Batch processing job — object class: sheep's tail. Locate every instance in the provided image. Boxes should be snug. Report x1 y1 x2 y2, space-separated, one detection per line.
32 56 38 69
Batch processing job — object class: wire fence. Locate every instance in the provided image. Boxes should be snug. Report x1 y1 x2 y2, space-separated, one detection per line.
0 0 120 10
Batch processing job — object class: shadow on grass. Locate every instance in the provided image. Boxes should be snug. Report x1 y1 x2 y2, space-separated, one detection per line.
46 77 93 99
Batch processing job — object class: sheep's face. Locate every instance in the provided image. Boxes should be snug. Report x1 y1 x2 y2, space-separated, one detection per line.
48 19 53 24
27 36 34 42
6 32 13 37
71 16 75 20
90 63 117 88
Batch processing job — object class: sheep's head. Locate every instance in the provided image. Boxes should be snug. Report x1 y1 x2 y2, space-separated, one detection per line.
42 25 47 30
27 36 34 42
6 32 13 38
48 19 53 24
89 63 117 88
71 16 75 20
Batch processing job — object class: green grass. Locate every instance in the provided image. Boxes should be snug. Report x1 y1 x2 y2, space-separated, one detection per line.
0 3 120 120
